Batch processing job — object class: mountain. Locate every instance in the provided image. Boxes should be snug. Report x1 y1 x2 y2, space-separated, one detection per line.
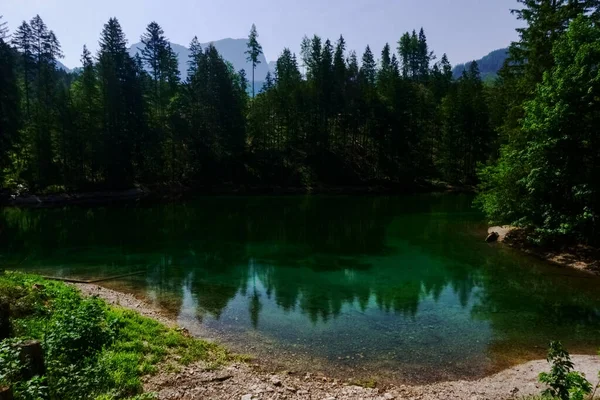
452 48 508 81
129 38 269 80
56 60 71 73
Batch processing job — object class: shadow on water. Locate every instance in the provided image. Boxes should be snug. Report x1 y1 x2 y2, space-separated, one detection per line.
2 193 600 383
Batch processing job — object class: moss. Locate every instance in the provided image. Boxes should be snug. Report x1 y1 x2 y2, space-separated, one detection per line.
348 377 378 389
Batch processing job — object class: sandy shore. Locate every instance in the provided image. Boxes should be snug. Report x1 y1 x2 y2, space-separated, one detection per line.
75 283 600 400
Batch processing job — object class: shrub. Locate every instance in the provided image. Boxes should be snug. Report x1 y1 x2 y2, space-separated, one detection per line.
538 341 592 400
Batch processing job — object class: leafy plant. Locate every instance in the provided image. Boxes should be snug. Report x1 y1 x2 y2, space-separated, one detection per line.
538 341 592 400
0 272 232 399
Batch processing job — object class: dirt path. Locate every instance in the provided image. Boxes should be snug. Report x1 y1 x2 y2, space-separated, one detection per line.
76 283 600 400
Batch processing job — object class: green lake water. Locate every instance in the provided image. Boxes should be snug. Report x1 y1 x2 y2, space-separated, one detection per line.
1 194 600 383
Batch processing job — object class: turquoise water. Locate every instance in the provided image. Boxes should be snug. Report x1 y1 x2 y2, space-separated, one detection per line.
1 194 600 383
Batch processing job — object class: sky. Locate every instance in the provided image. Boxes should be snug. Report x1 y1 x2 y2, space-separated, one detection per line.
2 0 522 70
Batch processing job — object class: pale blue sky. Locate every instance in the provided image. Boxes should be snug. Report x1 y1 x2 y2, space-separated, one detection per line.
3 0 521 69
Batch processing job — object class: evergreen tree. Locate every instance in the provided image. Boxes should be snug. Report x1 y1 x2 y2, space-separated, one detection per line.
97 17 143 187
70 45 101 185
0 15 8 40
245 23 263 98
416 28 431 81
140 21 180 181
13 21 34 118
360 45 376 86
0 35 20 184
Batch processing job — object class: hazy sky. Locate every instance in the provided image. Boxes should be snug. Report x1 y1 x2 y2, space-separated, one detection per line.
3 0 522 69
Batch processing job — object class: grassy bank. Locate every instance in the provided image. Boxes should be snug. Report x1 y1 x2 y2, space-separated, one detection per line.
0 272 232 400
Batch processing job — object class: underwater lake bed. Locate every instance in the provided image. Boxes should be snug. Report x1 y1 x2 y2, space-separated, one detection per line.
2 194 600 383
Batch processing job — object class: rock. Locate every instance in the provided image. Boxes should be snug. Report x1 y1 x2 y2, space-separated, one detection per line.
270 376 282 386
488 225 517 242
241 395 252 400
383 394 395 400
284 385 297 392
486 232 500 243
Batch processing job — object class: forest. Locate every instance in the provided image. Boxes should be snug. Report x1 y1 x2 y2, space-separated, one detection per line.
0 0 599 246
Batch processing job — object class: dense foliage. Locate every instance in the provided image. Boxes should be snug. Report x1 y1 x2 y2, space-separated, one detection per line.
0 15 492 193
0 272 229 399
477 1 600 246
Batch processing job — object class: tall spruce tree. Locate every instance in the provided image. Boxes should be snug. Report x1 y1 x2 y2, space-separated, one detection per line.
0 15 8 40
97 17 143 187
140 21 180 181
0 34 20 184
245 24 263 98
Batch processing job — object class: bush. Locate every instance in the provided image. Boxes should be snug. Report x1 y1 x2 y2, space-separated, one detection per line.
538 341 592 400
0 272 231 399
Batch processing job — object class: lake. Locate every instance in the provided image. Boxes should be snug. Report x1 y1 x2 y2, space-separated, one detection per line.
1 194 599 383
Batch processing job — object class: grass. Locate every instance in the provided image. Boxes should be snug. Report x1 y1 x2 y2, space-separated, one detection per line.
0 271 233 399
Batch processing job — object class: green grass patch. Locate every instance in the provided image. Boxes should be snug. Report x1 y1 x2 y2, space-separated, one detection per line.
0 272 233 399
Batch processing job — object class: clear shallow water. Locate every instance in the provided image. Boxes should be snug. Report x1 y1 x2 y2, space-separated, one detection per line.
2 194 600 383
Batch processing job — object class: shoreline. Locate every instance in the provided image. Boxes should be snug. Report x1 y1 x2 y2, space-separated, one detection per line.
0 181 474 208
75 282 600 400
488 226 600 275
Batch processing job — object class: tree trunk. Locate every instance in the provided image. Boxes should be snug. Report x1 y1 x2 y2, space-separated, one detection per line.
0 387 13 400
19 340 45 380
0 303 10 341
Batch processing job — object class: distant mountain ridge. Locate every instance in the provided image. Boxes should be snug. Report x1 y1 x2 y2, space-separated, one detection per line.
452 48 508 81
128 38 270 81
56 60 71 73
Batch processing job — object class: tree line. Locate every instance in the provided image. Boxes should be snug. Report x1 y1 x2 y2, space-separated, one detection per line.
1 0 599 246
0 14 492 192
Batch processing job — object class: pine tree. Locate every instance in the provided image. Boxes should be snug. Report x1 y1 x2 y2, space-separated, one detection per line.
139 21 180 181
187 36 203 79
13 21 34 117
0 35 20 184
416 28 431 81
70 45 101 185
97 17 142 187
360 45 376 85
0 15 8 40
245 24 263 98
27 15 62 187
398 32 412 78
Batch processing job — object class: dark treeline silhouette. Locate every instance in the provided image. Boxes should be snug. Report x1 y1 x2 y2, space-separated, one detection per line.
2 1 600 246
0 15 492 193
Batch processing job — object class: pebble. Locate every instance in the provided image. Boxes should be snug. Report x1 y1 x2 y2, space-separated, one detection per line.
241 395 252 400
270 376 282 386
